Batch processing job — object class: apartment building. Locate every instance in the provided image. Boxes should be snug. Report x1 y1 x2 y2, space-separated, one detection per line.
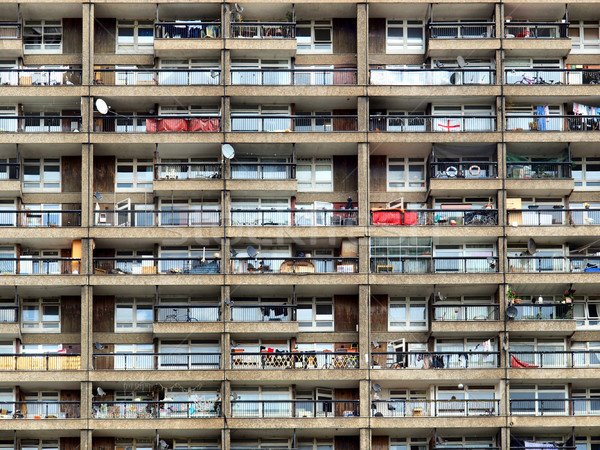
0 0 599 449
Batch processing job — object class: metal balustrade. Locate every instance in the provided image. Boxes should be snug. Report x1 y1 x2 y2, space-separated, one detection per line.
92 400 221 419
155 304 221 322
93 257 221 275
372 209 498 226
94 115 220 133
0 116 81 132
369 68 495 86
93 209 220 227
510 398 600 416
0 258 80 275
93 353 221 370
231 68 356 85
155 162 222 180
506 115 600 131
507 256 600 273
429 21 495 38
0 68 81 86
370 256 499 274
430 161 498 178
371 399 499 417
504 22 569 39
0 305 17 322
502 68 600 85
230 257 359 274
155 21 221 39
506 162 572 178
371 351 499 369
433 304 499 321
369 115 496 132
509 351 600 368
231 115 358 132
230 304 295 322
230 400 359 418
94 68 221 86
230 162 295 180
0 353 80 370
0 401 80 419
0 22 20 38
506 209 568 226
230 209 357 226
231 351 359 369
0 210 80 227
231 22 295 38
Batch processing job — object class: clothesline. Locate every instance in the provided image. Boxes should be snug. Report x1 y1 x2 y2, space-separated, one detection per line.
573 102 600 116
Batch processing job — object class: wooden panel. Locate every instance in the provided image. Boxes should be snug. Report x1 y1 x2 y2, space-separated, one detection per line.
372 436 389 450
61 110 81 132
61 437 80 450
370 155 387 192
93 437 115 450
60 390 80 418
61 156 81 192
63 343 81 354
62 19 82 54
332 109 356 131
333 18 357 54
93 344 114 370
62 203 81 227
93 296 114 332
371 294 388 332
369 18 386 54
334 389 359 417
60 296 81 333
335 436 360 450
60 248 72 274
93 156 115 192
334 295 358 332
94 19 116 54
333 155 358 192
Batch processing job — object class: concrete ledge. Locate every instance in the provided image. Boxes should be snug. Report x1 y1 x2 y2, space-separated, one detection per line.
154 38 224 57
431 320 502 336
503 38 571 57
91 418 225 430
505 179 574 196
506 319 576 336
368 132 501 144
429 178 502 197
369 368 504 382
369 273 503 286
427 38 500 57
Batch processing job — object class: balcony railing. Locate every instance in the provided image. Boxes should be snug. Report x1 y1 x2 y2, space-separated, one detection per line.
0 305 17 322
430 161 498 178
94 68 221 86
92 400 221 419
231 115 358 132
155 304 221 322
371 399 499 417
0 401 80 419
0 210 81 227
93 209 220 227
504 22 569 39
510 398 600 416
0 22 21 38
506 115 600 132
231 22 295 38
231 68 357 85
155 162 222 180
371 351 499 369
155 21 221 39
432 304 499 321
230 209 358 226
507 256 600 273
0 116 81 133
369 68 495 86
0 258 80 275
231 400 358 418
371 209 498 226
230 304 295 322
369 115 496 132
94 115 220 133
230 162 295 180
0 162 19 180
0 353 80 370
0 68 81 86
510 351 598 368
506 208 570 226
230 257 359 274
370 256 498 274
429 21 496 38
93 353 221 370
503 68 600 85
506 162 572 179
93 257 221 275
231 351 359 369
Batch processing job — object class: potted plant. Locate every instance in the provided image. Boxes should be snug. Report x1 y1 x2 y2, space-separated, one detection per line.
562 288 575 304
507 286 521 304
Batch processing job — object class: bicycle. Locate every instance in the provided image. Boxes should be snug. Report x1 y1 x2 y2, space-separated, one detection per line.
164 308 199 322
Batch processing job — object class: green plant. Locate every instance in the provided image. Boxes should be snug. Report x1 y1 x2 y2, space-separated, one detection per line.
507 286 517 300
286 11 293 22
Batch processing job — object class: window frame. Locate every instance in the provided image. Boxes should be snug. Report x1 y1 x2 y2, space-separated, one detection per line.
115 158 153 192
296 297 334 331
386 20 425 54
23 20 62 54
22 158 61 192
116 20 154 54
115 298 154 332
296 157 333 192
296 20 333 53
388 297 428 330
21 298 60 333
387 157 426 191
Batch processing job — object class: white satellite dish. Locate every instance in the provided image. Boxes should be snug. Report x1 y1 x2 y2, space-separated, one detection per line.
222 144 235 160
457 56 466 68
95 98 109 115
235 3 244 12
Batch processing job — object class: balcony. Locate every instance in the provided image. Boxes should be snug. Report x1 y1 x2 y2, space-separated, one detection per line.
506 162 572 179
371 209 498 226
231 68 357 86
92 352 221 370
429 22 495 39
0 23 22 56
432 304 499 321
0 401 80 419
371 351 499 369
230 304 295 322
0 209 81 227
230 257 358 274
506 208 574 226
370 256 498 274
231 350 359 369
430 161 498 179
506 115 600 132
427 22 498 57
94 68 221 86
231 115 358 133
504 22 568 39
231 208 358 227
0 353 80 370
504 68 600 85
0 257 80 275
507 256 600 273
92 400 221 419
0 68 81 86
509 351 598 368
156 162 222 180
230 400 358 418
93 209 220 227
371 399 499 417
93 257 221 275
231 22 295 39
155 304 221 322
153 21 222 56
369 68 495 86
503 22 571 57
509 398 599 416
0 115 81 133
369 115 496 132
94 115 220 133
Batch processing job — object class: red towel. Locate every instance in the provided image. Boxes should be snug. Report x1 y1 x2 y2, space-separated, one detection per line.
511 355 538 368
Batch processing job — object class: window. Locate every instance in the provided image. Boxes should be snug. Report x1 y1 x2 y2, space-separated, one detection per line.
297 297 333 330
434 243 495 273
117 20 154 53
436 385 496 416
230 198 290 226
116 159 153 191
159 339 220 369
157 297 220 322
23 391 59 418
22 158 60 192
510 339 566 367
371 237 433 273
173 439 221 450
115 298 153 331
297 157 333 191
21 299 60 332
571 342 600 367
574 297 600 328
21 344 61 353
390 437 428 450
569 21 600 53
510 385 567 416
23 204 61 227
230 297 291 322
159 199 220 226
432 105 495 131
115 439 153 450
389 297 427 330
435 339 498 368
159 245 220 274
114 344 154 370
435 437 495 450
298 439 334 450
159 59 221 85
231 105 291 132
573 157 600 189
387 157 426 190
505 59 562 84
20 440 59 450
506 105 562 131
23 21 62 53
158 157 220 180
231 58 291 85
296 20 332 53
230 156 290 180
386 20 424 54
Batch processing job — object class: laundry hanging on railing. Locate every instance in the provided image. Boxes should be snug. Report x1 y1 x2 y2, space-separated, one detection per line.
510 355 539 368
573 102 600 116
536 105 550 130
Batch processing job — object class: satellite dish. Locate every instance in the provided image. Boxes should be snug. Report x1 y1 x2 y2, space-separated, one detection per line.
94 342 104 351
438 292 447 301
210 69 218 79
435 60 444 69
234 3 244 12
372 341 380 348
95 98 109 115
506 305 518 319
247 245 258 258
96 387 106 397
222 144 235 160
372 383 382 392
159 440 169 450
527 238 537 255
457 55 466 68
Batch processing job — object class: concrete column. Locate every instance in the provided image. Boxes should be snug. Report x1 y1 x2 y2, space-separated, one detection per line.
223 49 231 86
222 330 231 370
496 3 503 38
221 379 231 418
501 426 510 450
80 285 93 370
359 379 370 419
222 428 231 450
80 429 92 450
222 3 231 39
357 143 369 226
222 181 231 229
81 143 92 228
223 96 231 133
81 3 94 86
360 428 371 450
358 237 370 274
222 285 231 322
358 96 368 133
356 3 368 85
80 380 92 420
358 284 370 369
